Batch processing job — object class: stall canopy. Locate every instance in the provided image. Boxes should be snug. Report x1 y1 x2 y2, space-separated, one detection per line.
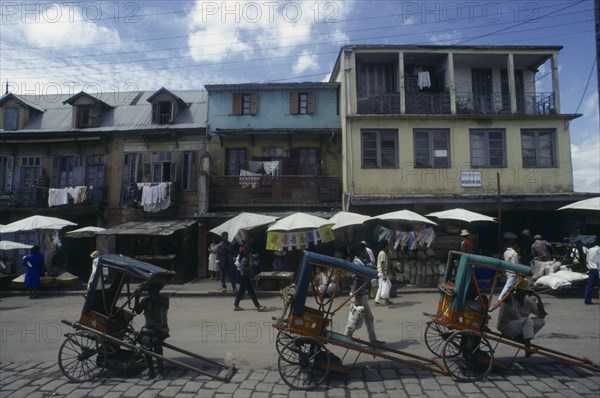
557 197 600 211
97 220 196 236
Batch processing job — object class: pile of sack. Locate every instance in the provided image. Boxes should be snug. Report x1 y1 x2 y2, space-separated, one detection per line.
532 260 588 290
390 248 445 286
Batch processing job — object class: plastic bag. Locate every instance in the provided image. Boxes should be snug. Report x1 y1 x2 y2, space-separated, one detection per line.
380 278 392 299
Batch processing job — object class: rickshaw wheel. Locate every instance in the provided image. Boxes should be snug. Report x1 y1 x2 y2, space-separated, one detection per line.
58 331 107 382
278 336 330 390
442 330 494 382
275 330 295 358
424 321 454 358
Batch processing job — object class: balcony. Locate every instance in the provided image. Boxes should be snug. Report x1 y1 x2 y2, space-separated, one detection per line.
0 186 107 209
209 175 340 209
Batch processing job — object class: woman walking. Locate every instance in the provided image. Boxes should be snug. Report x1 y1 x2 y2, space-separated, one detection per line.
23 245 44 299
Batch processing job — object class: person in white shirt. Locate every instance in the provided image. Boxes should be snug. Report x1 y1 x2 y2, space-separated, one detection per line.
584 240 599 305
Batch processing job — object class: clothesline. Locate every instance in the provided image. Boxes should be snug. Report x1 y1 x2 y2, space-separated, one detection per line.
48 186 88 207
373 225 436 250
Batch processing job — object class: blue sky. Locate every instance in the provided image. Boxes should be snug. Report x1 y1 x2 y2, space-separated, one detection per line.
1 0 598 192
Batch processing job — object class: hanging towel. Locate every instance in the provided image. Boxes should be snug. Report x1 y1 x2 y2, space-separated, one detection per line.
418 71 431 89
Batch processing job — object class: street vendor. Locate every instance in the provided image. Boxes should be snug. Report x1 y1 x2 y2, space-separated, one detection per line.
497 279 547 356
134 281 170 379
531 234 553 261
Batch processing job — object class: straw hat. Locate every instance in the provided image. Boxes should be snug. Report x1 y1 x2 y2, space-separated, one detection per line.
90 251 100 258
460 229 470 236
533 234 543 240
517 279 533 292
521 229 531 236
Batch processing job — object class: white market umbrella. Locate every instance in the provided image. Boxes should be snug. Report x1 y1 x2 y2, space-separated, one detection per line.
1 215 77 233
210 212 279 238
329 211 373 230
374 209 437 226
426 208 496 223
267 212 332 232
65 226 106 238
0 240 33 251
557 197 600 211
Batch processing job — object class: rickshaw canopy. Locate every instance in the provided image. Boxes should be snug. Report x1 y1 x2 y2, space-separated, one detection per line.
83 254 175 314
451 252 531 312
292 251 377 316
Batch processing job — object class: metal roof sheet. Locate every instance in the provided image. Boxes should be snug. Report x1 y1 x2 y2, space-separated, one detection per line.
0 90 207 133
97 219 197 236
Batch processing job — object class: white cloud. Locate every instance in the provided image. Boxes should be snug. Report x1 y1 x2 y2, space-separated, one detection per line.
571 138 600 193
293 51 319 75
428 31 461 44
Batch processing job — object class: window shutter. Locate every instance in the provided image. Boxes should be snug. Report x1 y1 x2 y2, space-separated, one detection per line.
190 152 197 190
5 157 14 191
152 102 159 123
250 93 258 115
232 94 242 115
143 152 151 182
170 161 177 182
307 92 315 114
289 93 298 114
13 166 21 190
170 101 175 123
50 155 59 188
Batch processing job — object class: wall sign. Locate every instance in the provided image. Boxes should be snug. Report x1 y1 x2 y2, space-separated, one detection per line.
461 171 482 187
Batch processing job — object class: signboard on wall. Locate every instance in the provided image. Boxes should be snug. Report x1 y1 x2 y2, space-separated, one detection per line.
460 171 482 188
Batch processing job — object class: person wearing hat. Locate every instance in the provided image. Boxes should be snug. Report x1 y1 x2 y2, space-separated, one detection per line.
518 229 534 265
233 245 266 312
497 279 547 356
459 229 473 254
134 280 170 379
216 231 237 293
531 234 552 261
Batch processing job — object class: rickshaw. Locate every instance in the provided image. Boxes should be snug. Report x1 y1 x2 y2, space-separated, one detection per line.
58 254 236 382
272 251 449 390
423 251 600 381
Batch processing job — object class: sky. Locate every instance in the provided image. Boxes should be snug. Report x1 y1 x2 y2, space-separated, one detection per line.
0 0 598 193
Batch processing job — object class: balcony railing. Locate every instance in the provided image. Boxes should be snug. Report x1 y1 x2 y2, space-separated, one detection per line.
0 186 107 209
405 92 451 114
357 94 400 114
209 175 340 209
456 92 556 115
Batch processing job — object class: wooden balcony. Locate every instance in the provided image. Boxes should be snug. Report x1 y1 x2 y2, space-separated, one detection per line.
209 175 341 209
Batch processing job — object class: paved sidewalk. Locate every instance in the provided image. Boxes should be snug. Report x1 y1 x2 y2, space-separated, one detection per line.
1 358 598 398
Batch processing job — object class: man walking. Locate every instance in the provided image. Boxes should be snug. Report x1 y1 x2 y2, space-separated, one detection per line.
216 232 237 293
584 239 599 305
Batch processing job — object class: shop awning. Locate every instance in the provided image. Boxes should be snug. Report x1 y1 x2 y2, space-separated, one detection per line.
97 220 197 236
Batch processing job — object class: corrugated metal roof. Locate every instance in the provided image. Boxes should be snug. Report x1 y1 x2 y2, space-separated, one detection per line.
97 219 197 236
0 89 207 133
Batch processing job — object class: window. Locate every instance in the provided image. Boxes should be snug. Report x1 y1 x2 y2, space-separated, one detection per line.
85 154 104 187
76 106 101 128
357 62 397 97
232 93 257 115
181 152 196 191
19 156 41 189
521 129 557 168
51 155 79 187
123 153 141 185
299 148 318 175
151 152 173 182
361 129 398 168
470 129 506 168
289 92 314 114
414 129 450 168
3 106 19 130
152 101 174 124
225 148 246 175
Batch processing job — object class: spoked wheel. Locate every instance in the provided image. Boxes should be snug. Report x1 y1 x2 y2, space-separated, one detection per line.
58 331 107 382
442 330 494 382
278 336 330 390
275 330 295 358
424 322 454 358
